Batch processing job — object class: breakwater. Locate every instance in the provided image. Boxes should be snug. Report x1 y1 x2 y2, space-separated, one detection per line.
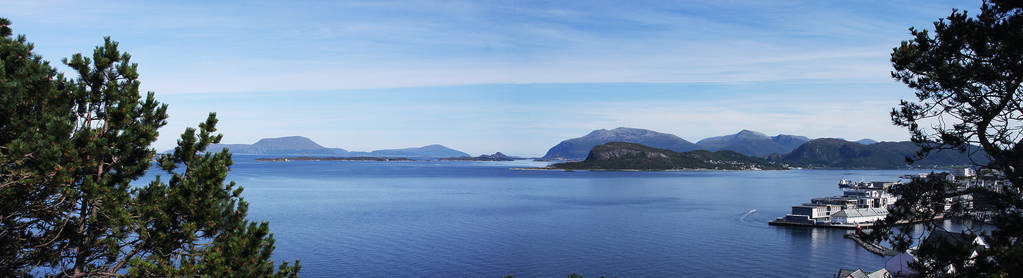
844 233 899 256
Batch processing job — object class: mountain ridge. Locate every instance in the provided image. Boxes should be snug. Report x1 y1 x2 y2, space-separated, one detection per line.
551 142 786 170
541 127 699 161
205 136 469 158
695 129 810 157
776 138 986 168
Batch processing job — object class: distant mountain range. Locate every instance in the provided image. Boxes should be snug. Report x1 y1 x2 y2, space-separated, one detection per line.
204 128 982 169
208 136 348 155
854 139 878 145
206 136 469 159
541 127 700 160
439 152 516 161
364 144 470 158
542 128 814 160
541 127 980 168
551 142 786 170
695 129 809 157
775 138 986 168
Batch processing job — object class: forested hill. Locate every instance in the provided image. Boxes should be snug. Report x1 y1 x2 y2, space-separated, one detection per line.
207 136 348 155
540 128 824 160
775 138 986 168
551 142 787 170
541 127 699 161
204 136 469 158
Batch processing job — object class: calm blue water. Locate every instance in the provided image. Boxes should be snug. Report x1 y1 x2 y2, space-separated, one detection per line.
153 156 939 277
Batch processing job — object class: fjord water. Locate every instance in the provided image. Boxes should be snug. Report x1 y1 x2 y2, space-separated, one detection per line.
164 156 928 277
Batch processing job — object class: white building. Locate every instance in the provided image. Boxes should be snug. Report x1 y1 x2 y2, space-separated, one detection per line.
789 203 843 223
836 180 898 209
831 208 888 224
952 167 975 178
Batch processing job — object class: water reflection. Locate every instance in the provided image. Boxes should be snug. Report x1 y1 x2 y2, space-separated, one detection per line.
775 219 991 271
136 160 954 277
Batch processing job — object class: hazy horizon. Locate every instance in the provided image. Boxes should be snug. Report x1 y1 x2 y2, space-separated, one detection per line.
3 0 980 157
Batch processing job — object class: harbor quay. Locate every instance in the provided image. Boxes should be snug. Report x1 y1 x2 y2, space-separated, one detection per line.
769 168 1008 229
769 179 898 228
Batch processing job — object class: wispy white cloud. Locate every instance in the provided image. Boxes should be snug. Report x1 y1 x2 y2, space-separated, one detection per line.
154 83 915 156
5 0 965 155
3 0 976 94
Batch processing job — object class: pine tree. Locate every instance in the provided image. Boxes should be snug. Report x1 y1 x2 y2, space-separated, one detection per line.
0 17 75 276
868 1 1023 276
0 18 299 277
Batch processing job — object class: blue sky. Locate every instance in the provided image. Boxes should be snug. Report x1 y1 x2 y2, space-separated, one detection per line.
3 0 981 156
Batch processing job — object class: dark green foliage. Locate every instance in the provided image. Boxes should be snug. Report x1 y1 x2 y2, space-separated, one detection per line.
0 19 298 276
868 174 962 251
0 16 74 276
553 142 786 170
869 1 1023 276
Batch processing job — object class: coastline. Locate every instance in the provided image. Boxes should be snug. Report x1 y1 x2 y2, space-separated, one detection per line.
255 157 416 162
510 167 789 172
767 216 943 229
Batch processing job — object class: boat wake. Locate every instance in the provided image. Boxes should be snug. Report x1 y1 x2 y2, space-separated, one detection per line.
740 209 758 221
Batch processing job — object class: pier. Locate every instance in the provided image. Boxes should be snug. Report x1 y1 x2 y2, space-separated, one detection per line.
844 233 899 256
767 219 864 229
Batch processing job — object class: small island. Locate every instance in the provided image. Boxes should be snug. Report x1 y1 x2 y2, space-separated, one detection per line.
438 152 516 161
549 142 788 171
255 156 415 162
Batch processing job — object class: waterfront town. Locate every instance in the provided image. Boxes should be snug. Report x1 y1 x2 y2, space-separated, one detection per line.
768 168 1013 277
771 168 1010 228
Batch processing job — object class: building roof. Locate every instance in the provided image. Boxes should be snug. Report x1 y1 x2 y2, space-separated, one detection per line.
812 196 859 201
867 268 889 278
923 228 988 250
836 269 868 278
839 181 898 189
925 229 971 247
832 208 888 218
885 253 919 276
799 203 842 207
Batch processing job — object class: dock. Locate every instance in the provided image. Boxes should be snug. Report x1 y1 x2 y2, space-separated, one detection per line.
767 215 942 229
844 233 899 256
767 219 866 229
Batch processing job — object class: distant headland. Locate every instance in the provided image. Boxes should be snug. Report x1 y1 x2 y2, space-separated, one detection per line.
548 142 787 171
254 157 415 162
206 126 984 169
199 136 472 159
539 127 983 169
438 152 517 161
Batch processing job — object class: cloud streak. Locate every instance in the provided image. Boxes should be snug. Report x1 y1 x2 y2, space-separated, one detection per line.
3 0 979 93
154 82 916 156
3 0 973 155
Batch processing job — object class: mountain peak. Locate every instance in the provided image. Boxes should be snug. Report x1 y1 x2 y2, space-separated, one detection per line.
370 144 469 158
695 130 810 157
587 127 654 138
251 136 324 150
735 129 768 139
611 127 644 132
421 144 447 148
206 136 347 155
855 139 878 145
542 127 697 160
